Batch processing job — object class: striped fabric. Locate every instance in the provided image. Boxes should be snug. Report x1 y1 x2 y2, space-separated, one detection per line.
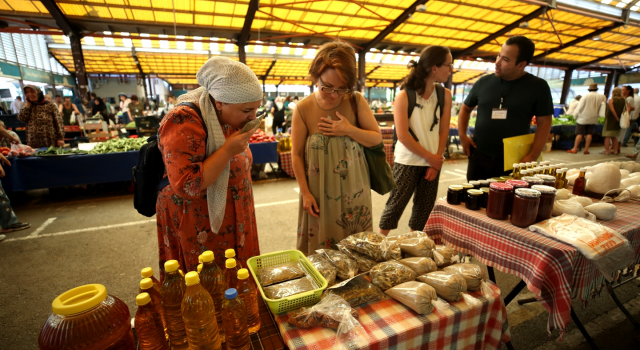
276 283 510 350
423 199 640 334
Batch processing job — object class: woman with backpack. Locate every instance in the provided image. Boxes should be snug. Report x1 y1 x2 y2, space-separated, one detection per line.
155 56 262 275
378 46 453 235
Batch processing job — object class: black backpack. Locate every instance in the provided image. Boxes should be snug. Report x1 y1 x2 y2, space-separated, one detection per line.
133 102 207 217
392 84 445 153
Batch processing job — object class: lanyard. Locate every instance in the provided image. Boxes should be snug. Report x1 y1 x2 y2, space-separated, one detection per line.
499 80 507 109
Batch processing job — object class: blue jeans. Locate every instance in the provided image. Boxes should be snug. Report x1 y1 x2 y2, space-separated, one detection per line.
121 112 130 124
0 181 18 228
622 120 639 146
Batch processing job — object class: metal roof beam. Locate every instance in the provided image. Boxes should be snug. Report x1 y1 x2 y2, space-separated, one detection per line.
571 43 640 70
38 0 79 36
238 0 259 64
533 23 624 62
452 6 547 59
361 0 429 52
263 59 277 79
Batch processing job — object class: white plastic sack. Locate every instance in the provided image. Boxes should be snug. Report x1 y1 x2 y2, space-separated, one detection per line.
567 168 580 177
627 185 640 198
621 177 640 188
621 162 636 173
586 163 621 194
584 203 617 221
634 163 640 173
555 189 574 200
553 200 586 217
567 174 579 186
620 169 630 179
569 196 593 207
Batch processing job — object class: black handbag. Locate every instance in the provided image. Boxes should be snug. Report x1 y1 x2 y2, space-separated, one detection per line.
349 93 396 195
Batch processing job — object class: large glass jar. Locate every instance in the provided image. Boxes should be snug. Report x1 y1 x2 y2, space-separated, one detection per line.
531 185 556 222
461 183 474 203
535 174 556 187
447 185 463 205
522 176 543 187
486 182 514 220
466 189 483 210
39 284 136 350
511 188 541 228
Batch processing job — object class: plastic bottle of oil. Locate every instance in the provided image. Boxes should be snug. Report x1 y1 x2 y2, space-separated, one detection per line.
182 271 222 350
237 269 261 334
222 289 250 350
140 278 168 340
512 163 520 180
199 250 227 343
225 258 239 290
225 249 241 267
160 260 188 350
135 293 169 350
141 267 162 293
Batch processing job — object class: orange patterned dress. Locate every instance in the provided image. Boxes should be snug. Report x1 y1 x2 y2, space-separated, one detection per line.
156 104 260 278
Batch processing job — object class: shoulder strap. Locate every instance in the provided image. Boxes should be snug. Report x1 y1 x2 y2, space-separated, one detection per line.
430 83 446 131
177 102 208 141
404 89 419 141
349 92 359 127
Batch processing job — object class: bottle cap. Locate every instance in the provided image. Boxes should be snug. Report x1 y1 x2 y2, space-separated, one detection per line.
225 288 238 299
520 170 529 175
513 163 519 168
448 185 463 191
185 271 200 286
136 293 151 306
226 258 237 269
225 249 236 259
141 267 154 279
197 264 203 273
140 278 153 291
238 268 250 280
52 284 107 316
198 255 203 264
165 260 179 273
201 250 215 262
467 189 483 196
580 167 587 172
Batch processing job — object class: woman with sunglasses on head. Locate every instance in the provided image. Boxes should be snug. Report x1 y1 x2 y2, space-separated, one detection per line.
378 45 453 236
292 40 382 254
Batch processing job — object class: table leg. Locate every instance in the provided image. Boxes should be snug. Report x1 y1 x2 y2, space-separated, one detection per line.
504 280 527 306
517 297 537 305
505 341 515 350
487 266 497 284
606 281 640 330
571 308 600 350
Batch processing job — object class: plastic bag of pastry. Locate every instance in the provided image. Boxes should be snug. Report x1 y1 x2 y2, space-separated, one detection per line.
336 244 377 272
395 231 429 241
340 232 402 262
398 257 437 275
384 281 437 314
397 236 436 258
369 260 417 291
443 263 493 298
324 273 385 306
256 261 305 287
287 294 358 329
307 254 337 286
333 309 369 350
316 249 358 280
287 307 318 328
263 276 318 300
416 271 467 302
433 245 458 267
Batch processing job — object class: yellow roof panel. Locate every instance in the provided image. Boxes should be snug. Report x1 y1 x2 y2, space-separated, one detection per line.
3 0 46 13
452 69 489 84
50 49 138 73
269 60 310 78
367 64 410 81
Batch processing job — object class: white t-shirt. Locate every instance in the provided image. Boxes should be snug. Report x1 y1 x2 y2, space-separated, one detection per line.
394 89 440 167
633 96 640 120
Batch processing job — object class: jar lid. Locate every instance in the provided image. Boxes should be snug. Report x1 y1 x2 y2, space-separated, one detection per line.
500 176 513 181
470 180 481 185
461 183 474 189
515 188 541 198
490 182 513 191
487 178 498 183
522 176 544 184
479 180 489 186
480 187 490 193
535 174 556 181
468 189 483 196
520 170 529 175
506 179 529 188
448 185 463 191
531 185 557 194
52 284 108 316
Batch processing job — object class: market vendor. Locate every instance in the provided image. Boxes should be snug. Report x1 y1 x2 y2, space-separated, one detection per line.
156 56 261 276
458 36 553 180
17 85 64 148
59 96 81 125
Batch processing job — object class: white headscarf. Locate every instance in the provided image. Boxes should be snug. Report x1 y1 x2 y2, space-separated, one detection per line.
178 56 262 233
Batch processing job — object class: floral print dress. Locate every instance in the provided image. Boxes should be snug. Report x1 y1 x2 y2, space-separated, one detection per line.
156 104 260 278
17 101 64 148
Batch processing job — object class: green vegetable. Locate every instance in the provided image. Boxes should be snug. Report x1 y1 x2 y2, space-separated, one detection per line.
598 117 605 125
35 147 87 156
88 137 148 154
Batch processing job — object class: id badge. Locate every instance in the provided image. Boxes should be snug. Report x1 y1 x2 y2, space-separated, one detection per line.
491 108 507 120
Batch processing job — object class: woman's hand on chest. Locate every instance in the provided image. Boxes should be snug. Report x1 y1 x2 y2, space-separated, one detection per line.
317 112 354 137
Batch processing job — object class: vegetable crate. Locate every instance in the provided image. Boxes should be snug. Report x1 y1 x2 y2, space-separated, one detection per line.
247 250 327 315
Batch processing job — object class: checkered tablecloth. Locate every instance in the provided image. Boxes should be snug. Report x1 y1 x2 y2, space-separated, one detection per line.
423 199 640 334
275 282 510 350
380 127 394 140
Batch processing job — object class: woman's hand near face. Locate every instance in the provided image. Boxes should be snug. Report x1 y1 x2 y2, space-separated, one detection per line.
222 129 252 156
318 112 353 137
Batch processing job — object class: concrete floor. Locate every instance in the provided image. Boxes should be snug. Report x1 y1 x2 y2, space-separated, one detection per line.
2 145 640 349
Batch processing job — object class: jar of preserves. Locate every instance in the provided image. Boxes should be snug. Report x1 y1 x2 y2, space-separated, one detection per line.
447 185 464 205
461 183 474 203
534 174 556 187
486 182 514 220
466 189 483 210
480 187 490 208
522 176 543 187
470 180 481 189
510 188 541 228
531 185 556 222
479 180 489 188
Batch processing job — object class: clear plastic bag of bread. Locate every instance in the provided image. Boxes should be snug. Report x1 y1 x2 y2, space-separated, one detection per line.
433 245 459 267
443 263 493 298
307 254 337 286
263 276 318 300
336 244 377 272
287 294 358 329
324 273 385 306
417 271 482 307
394 231 436 258
340 232 402 262
369 260 417 291
256 261 306 287
398 257 438 275
315 249 359 280
333 309 369 350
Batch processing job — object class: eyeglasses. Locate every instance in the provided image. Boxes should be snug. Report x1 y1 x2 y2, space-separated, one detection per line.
319 79 351 95
443 63 454 69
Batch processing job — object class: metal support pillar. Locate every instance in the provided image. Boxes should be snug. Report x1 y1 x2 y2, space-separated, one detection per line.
358 51 366 93
147 75 153 99
141 74 149 101
560 69 573 105
604 71 615 98
69 33 89 99
239 44 247 64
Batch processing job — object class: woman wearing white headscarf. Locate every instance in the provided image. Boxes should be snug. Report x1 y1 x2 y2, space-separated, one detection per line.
156 57 262 275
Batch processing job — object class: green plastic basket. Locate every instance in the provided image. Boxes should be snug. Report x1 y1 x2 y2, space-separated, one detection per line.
247 249 328 315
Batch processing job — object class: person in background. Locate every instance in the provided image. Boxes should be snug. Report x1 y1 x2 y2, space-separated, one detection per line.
10 96 23 114
103 97 116 124
166 94 175 111
622 87 640 148
271 96 285 135
59 96 81 126
284 95 292 113
89 92 97 109
0 121 20 148
566 95 581 115
91 96 107 119
602 87 628 155
458 36 553 180
0 152 30 242
54 95 62 109
379 45 452 236
127 95 144 119
156 56 261 274
567 84 605 155
149 98 157 111
17 85 64 148
292 40 381 254
73 97 85 122
618 85 635 152
119 93 131 124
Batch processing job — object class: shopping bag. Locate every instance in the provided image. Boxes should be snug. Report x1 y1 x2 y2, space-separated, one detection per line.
620 104 630 129
598 102 606 118
503 134 543 171
70 112 76 125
